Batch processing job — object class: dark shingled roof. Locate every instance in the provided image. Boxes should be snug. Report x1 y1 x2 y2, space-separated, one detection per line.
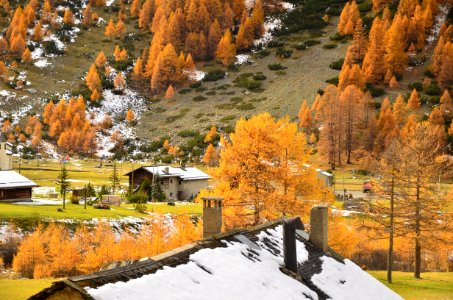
29 219 344 300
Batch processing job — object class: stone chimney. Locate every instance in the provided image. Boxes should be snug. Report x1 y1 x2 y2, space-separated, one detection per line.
202 197 223 238
309 204 329 252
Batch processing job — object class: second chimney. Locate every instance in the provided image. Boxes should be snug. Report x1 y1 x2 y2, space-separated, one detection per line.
202 197 223 238
310 204 328 252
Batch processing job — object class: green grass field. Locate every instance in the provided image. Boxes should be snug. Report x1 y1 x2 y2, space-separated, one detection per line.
15 159 140 188
369 271 453 300
0 202 202 221
0 278 56 300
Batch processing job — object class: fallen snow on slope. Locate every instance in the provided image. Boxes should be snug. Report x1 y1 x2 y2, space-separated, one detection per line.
426 4 450 45
311 256 403 300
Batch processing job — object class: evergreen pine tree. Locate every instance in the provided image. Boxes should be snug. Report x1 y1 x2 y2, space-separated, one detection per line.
152 173 166 202
56 164 70 209
109 162 121 194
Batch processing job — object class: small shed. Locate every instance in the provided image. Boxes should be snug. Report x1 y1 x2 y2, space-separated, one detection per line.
0 170 39 202
101 195 121 206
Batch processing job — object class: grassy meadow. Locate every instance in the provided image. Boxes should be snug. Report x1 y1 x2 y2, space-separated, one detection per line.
368 271 453 300
0 278 56 300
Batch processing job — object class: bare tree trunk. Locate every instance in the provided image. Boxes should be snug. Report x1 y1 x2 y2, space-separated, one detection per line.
387 170 395 283
414 177 421 279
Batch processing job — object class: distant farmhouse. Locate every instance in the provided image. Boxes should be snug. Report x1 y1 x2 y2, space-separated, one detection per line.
0 134 38 202
32 201 402 300
126 166 210 201
0 170 39 202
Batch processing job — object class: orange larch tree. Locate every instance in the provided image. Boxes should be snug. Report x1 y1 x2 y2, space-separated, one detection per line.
216 29 236 66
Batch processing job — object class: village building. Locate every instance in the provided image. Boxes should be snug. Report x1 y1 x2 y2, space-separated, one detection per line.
0 170 39 202
0 133 13 171
125 166 210 201
31 200 401 300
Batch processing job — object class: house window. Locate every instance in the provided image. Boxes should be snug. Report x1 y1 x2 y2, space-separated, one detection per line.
170 179 173 183
162 179 169 189
170 192 173 197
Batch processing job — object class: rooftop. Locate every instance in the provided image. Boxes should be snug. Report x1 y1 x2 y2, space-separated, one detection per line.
126 166 211 181
0 170 39 189
31 219 401 300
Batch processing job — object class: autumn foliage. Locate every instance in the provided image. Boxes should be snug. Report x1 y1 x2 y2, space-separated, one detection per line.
13 216 201 278
42 97 97 155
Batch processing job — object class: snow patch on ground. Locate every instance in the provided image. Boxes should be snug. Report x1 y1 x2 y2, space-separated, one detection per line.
311 257 403 300
235 54 254 65
282 2 296 11
12 199 63 205
41 141 59 159
106 0 115 6
35 59 51 68
185 69 206 81
43 34 66 51
426 4 450 45
254 18 283 46
90 89 146 157
94 89 146 121
31 47 44 59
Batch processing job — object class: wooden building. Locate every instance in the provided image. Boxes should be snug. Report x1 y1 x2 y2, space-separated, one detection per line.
125 166 210 201
0 170 39 202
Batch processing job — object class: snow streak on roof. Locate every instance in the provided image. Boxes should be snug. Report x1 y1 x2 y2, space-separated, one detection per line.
0 170 39 189
87 226 402 300
140 166 211 181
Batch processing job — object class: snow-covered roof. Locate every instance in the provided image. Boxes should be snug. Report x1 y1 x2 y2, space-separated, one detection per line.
35 220 401 300
0 170 39 189
129 166 210 181
85 225 400 300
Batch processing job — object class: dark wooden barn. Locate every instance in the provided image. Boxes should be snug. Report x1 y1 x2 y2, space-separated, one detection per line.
0 170 39 202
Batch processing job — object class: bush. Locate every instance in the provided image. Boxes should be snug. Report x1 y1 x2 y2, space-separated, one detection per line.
322 43 337 49
193 95 208 102
304 39 321 47
178 130 199 138
329 58 344 70
195 87 207 92
236 102 255 110
325 76 339 85
43 41 65 55
178 88 192 94
424 83 441 96
276 47 293 58
428 96 441 105
268 40 285 48
203 69 226 81
189 82 202 88
268 63 286 70
365 84 386 97
408 81 423 91
128 192 148 204
294 43 307 50
134 202 147 213
330 33 345 41
358 1 372 12
254 49 271 58
423 69 435 78
71 195 79 204
253 74 267 81
227 64 240 72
